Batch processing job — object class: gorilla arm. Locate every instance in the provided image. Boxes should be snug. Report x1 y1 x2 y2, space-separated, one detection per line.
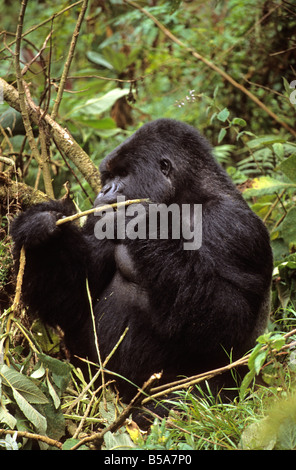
10 199 116 354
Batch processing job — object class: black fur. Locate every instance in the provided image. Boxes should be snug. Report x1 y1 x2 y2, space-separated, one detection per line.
11 119 273 410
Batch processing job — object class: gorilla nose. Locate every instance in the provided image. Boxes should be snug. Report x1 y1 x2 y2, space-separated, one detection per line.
102 183 113 195
94 182 121 206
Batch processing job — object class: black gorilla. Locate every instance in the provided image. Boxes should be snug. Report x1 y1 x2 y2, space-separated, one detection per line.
11 119 273 409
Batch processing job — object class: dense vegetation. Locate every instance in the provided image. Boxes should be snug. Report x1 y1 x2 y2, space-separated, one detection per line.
0 0 296 450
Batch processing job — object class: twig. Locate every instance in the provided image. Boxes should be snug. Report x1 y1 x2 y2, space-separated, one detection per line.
69 372 161 450
68 327 129 413
14 0 54 199
124 0 296 138
51 0 88 120
0 77 101 192
55 198 149 226
3 246 26 365
0 429 62 449
86 277 107 409
72 382 113 439
0 1 84 54
21 31 52 76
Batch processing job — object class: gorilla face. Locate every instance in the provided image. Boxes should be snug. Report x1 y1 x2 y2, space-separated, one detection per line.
96 139 175 206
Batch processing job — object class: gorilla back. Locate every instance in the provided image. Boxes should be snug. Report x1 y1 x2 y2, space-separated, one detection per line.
11 118 273 405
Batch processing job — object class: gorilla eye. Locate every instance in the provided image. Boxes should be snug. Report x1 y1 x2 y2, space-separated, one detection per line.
160 158 171 177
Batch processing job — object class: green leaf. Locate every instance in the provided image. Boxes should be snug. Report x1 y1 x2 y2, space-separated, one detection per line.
231 117 247 127
254 351 268 374
62 438 89 450
239 369 256 399
281 207 296 248
86 51 114 70
240 419 276 450
72 117 117 130
248 343 265 370
244 176 296 197
247 136 286 148
70 88 129 117
38 353 71 393
273 143 284 160
0 402 17 429
46 376 60 409
0 364 48 404
217 108 230 122
12 388 47 435
277 418 296 450
277 153 296 183
218 127 227 143
103 431 136 450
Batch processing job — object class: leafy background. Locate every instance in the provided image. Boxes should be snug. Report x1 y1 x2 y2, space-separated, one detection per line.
0 0 296 450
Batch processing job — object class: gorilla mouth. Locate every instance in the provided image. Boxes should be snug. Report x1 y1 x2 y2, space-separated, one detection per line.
93 195 203 251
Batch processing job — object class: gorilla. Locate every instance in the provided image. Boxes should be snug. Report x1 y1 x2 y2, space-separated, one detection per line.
11 118 273 416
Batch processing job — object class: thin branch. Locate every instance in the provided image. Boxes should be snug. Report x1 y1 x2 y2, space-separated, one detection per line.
69 372 161 450
67 328 129 414
14 0 54 198
51 0 88 120
21 31 52 76
124 0 296 138
0 429 62 449
0 1 84 54
0 77 101 193
3 246 26 365
55 198 149 226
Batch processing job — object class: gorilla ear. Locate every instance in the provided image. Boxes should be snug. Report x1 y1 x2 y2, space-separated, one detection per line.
160 158 172 177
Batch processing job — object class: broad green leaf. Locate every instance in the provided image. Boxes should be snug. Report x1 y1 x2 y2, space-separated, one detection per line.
231 117 247 127
103 430 136 450
254 351 268 374
240 419 276 450
217 108 230 122
277 418 296 450
62 438 89 450
72 117 117 130
248 343 265 370
239 369 256 399
0 403 17 429
273 143 284 159
247 136 287 148
277 153 296 183
12 388 47 435
0 364 48 404
38 353 71 393
281 207 296 248
86 51 114 70
70 88 129 117
244 176 296 197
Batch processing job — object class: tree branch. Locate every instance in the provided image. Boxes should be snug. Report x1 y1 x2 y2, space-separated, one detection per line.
14 0 54 198
51 0 88 120
0 428 62 449
0 77 101 193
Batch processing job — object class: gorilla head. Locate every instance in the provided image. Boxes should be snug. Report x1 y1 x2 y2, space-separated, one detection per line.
96 119 236 207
